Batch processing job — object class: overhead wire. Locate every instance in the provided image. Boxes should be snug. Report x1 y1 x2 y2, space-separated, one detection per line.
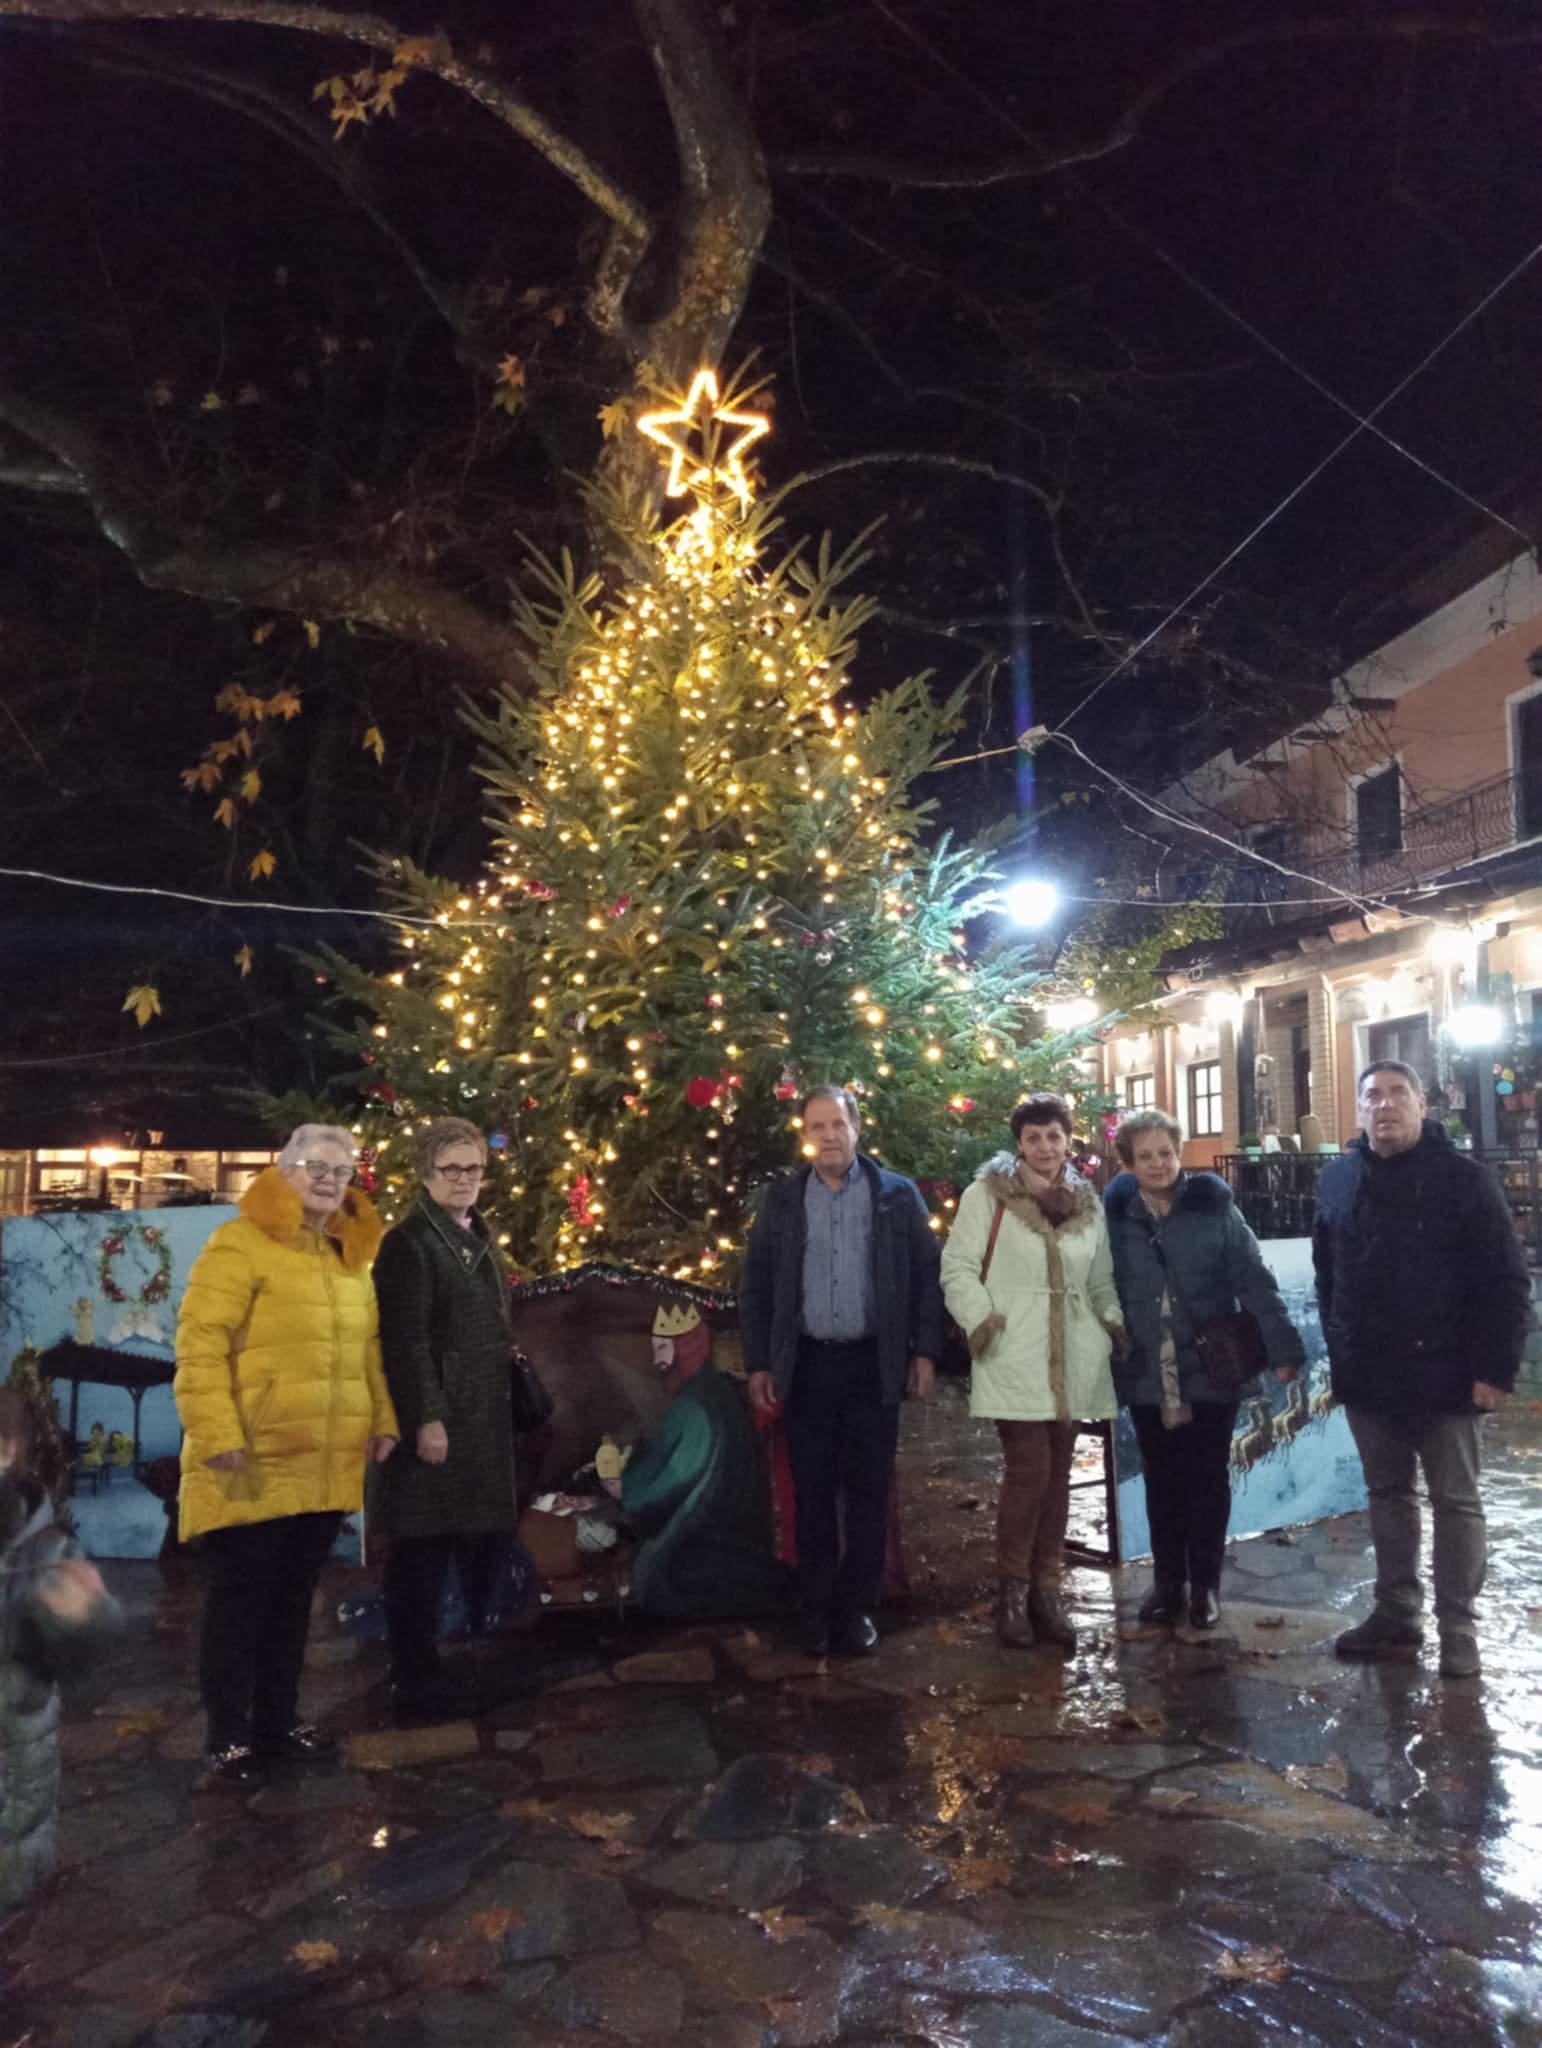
0 1002 289 1068
0 866 481 930
1056 231 1542 733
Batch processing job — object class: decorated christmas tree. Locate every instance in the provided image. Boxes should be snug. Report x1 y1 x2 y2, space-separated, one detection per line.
325 369 1099 1275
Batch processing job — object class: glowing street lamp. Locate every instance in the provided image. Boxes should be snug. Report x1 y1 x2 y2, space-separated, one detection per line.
1448 1004 1504 1049
1004 878 1060 929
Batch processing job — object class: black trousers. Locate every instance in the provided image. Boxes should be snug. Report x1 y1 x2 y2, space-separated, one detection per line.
199 1510 342 1751
1130 1401 1240 1593
783 1337 900 1627
384 1531 511 1689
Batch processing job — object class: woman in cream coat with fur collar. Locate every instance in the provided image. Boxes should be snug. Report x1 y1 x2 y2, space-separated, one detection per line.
940 1094 1123 1651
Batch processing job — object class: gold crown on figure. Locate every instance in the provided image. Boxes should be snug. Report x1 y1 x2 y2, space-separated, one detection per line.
652 1302 703 1338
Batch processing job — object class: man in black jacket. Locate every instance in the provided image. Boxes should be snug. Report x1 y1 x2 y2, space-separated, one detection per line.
741 1086 944 1657
1313 1059 1532 1679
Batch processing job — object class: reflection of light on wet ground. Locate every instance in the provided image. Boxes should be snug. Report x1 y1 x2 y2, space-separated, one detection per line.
1483 1757 1542 1906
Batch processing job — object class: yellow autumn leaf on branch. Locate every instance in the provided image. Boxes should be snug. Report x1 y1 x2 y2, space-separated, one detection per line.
199 391 224 412
213 797 236 830
392 34 446 68
496 354 525 390
597 399 630 442
253 621 275 645
267 688 303 721
240 770 262 802
181 761 222 793
248 849 277 881
362 725 386 765
122 985 161 1029
234 945 254 978
303 620 320 649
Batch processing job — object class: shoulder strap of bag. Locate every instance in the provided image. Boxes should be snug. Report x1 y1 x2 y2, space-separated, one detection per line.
979 1199 1006 1284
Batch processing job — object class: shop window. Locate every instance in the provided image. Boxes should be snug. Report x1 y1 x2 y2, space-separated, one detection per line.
1188 1060 1223 1138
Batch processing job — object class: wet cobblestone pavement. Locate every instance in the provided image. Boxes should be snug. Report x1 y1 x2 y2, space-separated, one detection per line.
5 1386 1540 2047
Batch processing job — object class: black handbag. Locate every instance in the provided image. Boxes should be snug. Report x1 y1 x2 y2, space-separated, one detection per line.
1149 1231 1269 1393
510 1347 555 1435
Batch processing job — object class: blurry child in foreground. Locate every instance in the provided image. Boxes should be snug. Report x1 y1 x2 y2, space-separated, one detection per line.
0 1386 122 1910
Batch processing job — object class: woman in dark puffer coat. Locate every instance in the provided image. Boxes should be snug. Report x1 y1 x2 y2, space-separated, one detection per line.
1105 1110 1304 1631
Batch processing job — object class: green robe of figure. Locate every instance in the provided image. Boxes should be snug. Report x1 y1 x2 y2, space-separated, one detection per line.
622 1369 785 1620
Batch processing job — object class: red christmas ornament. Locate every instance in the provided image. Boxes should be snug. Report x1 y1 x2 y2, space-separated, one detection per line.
775 1082 798 1101
526 880 558 901
520 1095 539 1112
719 1068 742 1091
685 1077 718 1109
949 1097 976 1115
607 896 631 918
566 1175 595 1228
798 932 818 948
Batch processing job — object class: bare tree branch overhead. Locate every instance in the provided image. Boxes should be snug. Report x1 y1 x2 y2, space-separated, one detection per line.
771 11 1542 188
0 380 532 689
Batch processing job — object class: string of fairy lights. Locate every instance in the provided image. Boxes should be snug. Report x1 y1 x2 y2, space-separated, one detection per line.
356 372 1058 1275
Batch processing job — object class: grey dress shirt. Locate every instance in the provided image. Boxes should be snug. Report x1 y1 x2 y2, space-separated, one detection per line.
800 1160 876 1340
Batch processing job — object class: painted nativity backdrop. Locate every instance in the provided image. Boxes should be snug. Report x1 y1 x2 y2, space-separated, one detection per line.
0 1203 1364 1569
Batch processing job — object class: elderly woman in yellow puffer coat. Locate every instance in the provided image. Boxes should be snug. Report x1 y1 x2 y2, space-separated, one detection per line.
175 1124 398 1785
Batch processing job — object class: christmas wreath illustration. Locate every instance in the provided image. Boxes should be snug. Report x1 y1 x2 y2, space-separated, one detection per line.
99 1224 173 1307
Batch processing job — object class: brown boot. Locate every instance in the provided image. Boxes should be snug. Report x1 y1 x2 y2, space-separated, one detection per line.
1028 1582 1077 1652
997 1579 1034 1648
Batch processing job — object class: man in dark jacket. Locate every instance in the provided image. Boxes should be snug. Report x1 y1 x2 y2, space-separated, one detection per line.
1313 1059 1531 1679
741 1086 944 1657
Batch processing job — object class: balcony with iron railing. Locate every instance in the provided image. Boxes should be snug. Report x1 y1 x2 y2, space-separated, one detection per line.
1157 768 1542 921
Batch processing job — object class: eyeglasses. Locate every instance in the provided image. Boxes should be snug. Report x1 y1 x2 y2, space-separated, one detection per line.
301 1161 355 1184
434 1163 485 1182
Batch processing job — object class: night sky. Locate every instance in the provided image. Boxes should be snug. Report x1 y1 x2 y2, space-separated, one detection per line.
2 0 1538 1089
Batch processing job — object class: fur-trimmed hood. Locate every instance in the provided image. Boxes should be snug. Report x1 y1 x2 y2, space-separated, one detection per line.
1103 1169 1233 1224
240 1165 383 1274
974 1153 1102 1238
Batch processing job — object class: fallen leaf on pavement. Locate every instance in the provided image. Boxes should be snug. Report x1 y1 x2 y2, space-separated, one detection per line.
1215 1945 1291 1984
1056 1799 1117 1828
568 1809 636 1840
935 1621 964 1644
948 1854 1013 1894
1112 1706 1166 1733
748 1907 815 1942
467 1910 524 1941
1035 1841 1095 1867
1254 1613 1287 1630
854 1902 928 1934
115 1710 169 1741
499 1797 556 1823
290 1940 339 1973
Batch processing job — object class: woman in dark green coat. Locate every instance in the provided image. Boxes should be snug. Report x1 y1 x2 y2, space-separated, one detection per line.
373 1118 517 1720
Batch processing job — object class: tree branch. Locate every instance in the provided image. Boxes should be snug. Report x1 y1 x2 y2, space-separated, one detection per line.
0 0 656 339
21 23 477 352
772 14 1542 189
0 380 533 691
0 458 83 492
775 451 1058 511
630 0 770 377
